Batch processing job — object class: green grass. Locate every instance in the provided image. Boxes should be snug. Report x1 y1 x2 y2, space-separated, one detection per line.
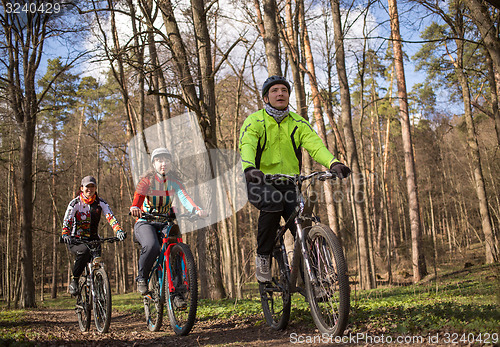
1 263 498 343
350 264 500 335
0 310 36 346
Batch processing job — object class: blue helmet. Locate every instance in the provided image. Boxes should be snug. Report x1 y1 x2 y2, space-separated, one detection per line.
262 76 291 97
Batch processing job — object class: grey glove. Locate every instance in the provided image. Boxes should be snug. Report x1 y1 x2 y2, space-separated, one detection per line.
116 230 126 241
62 234 72 244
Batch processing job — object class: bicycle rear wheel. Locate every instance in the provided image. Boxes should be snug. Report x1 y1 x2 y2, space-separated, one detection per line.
259 247 291 330
92 268 112 333
167 243 198 336
76 276 91 332
304 224 349 335
144 264 165 332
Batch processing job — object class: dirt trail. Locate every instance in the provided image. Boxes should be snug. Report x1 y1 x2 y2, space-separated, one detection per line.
20 308 304 346
8 308 458 346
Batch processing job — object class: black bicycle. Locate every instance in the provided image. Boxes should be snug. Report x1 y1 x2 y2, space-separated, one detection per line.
65 237 121 333
136 211 198 336
259 171 350 336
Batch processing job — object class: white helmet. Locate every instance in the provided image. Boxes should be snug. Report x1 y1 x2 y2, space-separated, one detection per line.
150 148 172 163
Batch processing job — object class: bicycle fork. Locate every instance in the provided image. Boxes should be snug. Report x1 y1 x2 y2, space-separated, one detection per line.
88 257 104 306
296 223 319 287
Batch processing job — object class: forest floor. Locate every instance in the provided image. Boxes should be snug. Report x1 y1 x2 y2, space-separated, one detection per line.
15 308 303 346
1 262 498 346
5 307 462 347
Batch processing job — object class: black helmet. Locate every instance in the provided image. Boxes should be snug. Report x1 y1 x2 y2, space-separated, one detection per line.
262 76 291 97
151 147 172 162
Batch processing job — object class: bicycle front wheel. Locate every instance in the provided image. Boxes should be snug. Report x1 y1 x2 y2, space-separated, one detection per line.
76 276 91 332
92 268 112 333
167 243 198 336
259 247 291 330
144 265 165 332
304 224 349 336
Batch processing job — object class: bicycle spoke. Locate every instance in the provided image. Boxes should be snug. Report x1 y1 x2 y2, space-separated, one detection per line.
92 269 112 333
76 277 91 332
305 225 349 336
144 266 164 332
259 251 291 330
167 243 198 336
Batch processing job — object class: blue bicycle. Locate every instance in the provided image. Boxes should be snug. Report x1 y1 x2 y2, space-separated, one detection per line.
139 212 198 335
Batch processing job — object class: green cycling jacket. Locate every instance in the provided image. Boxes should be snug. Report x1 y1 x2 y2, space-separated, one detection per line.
239 109 338 175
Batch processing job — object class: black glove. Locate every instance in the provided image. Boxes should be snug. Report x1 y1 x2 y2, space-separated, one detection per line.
330 162 351 179
62 234 72 244
245 168 265 184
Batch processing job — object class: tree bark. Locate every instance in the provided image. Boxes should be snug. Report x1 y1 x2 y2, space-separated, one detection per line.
51 124 58 299
158 0 201 116
388 0 427 282
140 0 169 140
485 53 500 146
1 6 54 307
464 0 500 96
298 0 338 236
455 57 498 263
191 0 226 299
331 0 374 289
261 0 282 75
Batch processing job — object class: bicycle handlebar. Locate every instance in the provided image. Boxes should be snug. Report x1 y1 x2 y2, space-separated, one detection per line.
59 236 121 245
131 211 201 223
265 171 337 184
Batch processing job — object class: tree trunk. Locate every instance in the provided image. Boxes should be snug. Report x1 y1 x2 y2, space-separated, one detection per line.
191 0 226 299
51 125 58 299
141 0 168 141
105 0 137 141
159 0 201 116
429 192 438 279
1 1 55 308
464 0 500 96
280 0 313 176
19 120 37 308
388 0 427 282
298 0 338 236
6 149 14 306
331 0 374 289
284 0 307 117
261 0 282 75
485 54 500 146
454 56 498 263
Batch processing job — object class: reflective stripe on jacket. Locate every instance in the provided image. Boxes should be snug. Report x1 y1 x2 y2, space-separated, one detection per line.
239 109 338 175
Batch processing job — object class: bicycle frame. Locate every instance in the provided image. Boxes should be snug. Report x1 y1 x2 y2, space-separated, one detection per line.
86 243 102 298
150 223 184 301
71 240 102 300
140 211 199 335
269 172 334 294
261 171 349 335
69 236 119 333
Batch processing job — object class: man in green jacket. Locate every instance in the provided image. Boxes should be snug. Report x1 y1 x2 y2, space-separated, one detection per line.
239 75 351 282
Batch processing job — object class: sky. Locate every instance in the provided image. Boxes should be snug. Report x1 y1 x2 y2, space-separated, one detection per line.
35 0 461 117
